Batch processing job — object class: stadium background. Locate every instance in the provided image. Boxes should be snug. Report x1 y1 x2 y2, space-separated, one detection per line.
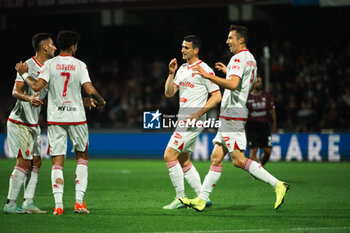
1 1 350 233
0 0 349 160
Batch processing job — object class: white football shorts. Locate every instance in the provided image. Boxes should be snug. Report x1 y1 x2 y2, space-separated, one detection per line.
7 120 41 160
47 124 89 156
167 126 204 153
213 118 247 153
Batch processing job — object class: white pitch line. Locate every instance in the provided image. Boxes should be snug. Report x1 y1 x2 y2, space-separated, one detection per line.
147 226 350 233
290 226 350 231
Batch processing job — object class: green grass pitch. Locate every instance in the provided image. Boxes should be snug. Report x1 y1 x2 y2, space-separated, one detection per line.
0 159 350 233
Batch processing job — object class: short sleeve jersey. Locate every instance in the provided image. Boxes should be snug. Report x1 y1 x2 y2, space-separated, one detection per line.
173 60 220 118
39 55 91 124
220 49 257 119
8 57 48 125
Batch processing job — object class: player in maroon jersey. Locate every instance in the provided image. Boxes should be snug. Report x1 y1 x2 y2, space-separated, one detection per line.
246 76 277 166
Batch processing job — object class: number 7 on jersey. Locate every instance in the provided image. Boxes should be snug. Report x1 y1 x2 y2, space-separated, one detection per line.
61 72 70 97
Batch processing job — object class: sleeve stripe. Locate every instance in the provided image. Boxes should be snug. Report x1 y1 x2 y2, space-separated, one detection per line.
210 89 220 94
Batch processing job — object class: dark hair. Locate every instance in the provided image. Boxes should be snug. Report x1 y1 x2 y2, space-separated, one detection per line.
184 35 201 49
229 25 248 45
57 30 80 50
32 33 51 52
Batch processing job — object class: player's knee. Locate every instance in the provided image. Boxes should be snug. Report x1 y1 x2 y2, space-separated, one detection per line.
164 147 178 162
76 151 88 160
210 154 223 166
164 153 174 162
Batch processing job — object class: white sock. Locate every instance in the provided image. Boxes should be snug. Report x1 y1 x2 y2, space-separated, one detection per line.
7 166 27 206
244 159 278 188
198 165 222 201
51 164 64 209
166 160 185 198
23 166 39 205
75 159 88 204
183 162 201 195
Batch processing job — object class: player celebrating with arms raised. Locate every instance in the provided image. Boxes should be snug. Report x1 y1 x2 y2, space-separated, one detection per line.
15 30 106 215
180 25 289 211
163 35 221 209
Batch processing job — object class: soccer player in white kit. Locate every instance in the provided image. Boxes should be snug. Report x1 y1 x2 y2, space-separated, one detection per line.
163 35 222 209
179 25 290 211
15 30 106 215
3 33 56 214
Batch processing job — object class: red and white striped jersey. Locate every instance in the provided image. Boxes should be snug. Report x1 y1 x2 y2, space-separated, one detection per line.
220 49 257 120
39 55 91 124
8 57 48 126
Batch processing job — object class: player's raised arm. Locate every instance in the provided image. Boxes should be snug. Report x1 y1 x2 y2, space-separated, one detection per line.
82 82 106 109
15 61 47 92
193 65 240 91
164 58 179 97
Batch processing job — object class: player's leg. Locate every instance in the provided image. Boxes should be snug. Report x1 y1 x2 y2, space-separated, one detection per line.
249 147 259 163
22 130 46 213
179 153 201 195
48 125 66 215
230 144 289 209
260 147 272 166
247 128 261 163
260 133 272 166
4 155 31 214
180 140 227 211
180 153 203 195
74 148 89 214
68 124 90 214
198 143 226 200
163 145 186 209
51 155 64 215
4 122 32 214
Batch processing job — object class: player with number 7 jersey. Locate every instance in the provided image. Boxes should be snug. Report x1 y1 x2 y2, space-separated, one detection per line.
15 30 106 215
40 55 90 124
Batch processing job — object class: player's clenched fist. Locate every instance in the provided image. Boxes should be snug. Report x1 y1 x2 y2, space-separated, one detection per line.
168 58 178 75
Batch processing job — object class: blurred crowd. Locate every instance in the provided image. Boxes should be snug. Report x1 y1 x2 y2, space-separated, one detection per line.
1 39 349 132
267 40 350 132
